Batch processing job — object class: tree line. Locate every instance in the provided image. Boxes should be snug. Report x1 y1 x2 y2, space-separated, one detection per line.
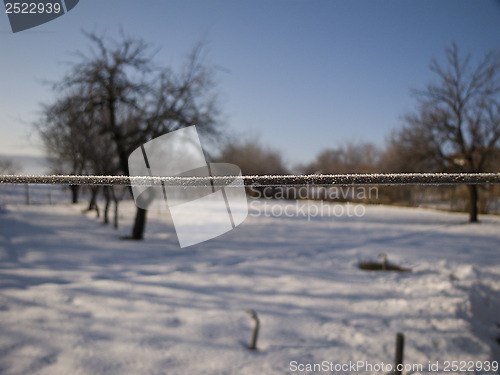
35 33 500 236
216 43 500 223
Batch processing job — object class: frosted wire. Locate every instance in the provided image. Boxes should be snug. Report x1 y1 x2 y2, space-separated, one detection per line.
1 173 500 186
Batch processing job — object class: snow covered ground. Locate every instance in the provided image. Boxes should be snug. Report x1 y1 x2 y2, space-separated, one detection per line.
0 195 500 374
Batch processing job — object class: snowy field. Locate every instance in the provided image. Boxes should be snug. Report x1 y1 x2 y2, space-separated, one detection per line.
1 194 500 374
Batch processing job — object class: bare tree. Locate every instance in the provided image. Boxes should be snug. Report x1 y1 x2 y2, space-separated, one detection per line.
0 158 18 175
37 31 221 239
305 141 380 174
389 43 500 222
218 138 288 175
218 137 289 198
36 92 101 203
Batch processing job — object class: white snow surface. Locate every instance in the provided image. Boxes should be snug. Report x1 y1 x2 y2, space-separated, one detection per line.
0 197 500 374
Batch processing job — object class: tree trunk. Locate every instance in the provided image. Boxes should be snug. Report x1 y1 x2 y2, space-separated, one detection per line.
131 207 147 239
25 184 30 205
70 185 79 204
111 186 119 229
103 186 110 225
114 199 119 229
88 187 99 210
468 184 479 223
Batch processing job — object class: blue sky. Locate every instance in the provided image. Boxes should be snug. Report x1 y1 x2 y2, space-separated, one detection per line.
1 0 499 167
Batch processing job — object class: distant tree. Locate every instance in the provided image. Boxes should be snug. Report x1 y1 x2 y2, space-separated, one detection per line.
0 158 18 175
37 31 221 239
36 92 100 203
305 141 380 174
218 138 288 175
389 43 500 222
218 138 288 198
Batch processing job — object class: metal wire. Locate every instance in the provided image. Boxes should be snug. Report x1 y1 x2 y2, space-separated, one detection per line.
1 173 500 187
